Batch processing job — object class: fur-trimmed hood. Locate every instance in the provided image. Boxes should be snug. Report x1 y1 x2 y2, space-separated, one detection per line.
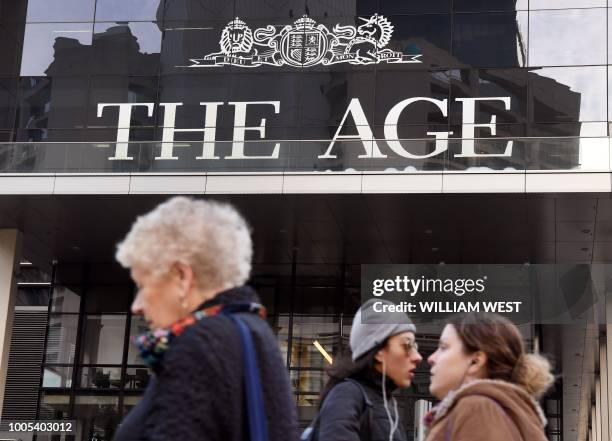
424 379 548 441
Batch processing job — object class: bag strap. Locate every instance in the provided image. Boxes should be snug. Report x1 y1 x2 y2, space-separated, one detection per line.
229 315 269 441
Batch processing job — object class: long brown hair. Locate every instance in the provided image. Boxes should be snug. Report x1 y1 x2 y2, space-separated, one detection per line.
449 312 554 399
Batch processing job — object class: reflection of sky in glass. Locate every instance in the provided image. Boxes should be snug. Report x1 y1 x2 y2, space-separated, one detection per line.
533 66 607 122
529 0 605 9
529 8 606 66
21 23 93 76
94 22 161 54
25 0 95 22
94 0 163 22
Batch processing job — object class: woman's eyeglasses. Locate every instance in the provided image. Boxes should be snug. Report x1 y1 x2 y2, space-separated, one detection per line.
401 340 419 356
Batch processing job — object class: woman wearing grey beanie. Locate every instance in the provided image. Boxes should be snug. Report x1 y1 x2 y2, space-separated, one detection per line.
306 299 422 441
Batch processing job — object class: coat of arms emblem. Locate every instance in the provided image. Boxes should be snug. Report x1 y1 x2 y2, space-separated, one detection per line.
184 14 422 68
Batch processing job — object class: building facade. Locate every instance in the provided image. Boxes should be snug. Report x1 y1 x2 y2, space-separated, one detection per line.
0 0 611 440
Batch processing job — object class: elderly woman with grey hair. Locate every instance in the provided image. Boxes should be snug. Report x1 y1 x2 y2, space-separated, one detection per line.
112 197 296 441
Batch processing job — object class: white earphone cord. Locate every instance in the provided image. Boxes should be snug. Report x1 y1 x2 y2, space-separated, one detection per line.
381 359 400 441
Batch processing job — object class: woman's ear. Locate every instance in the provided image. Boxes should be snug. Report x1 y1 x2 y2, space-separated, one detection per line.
374 349 385 364
174 261 195 292
469 351 488 376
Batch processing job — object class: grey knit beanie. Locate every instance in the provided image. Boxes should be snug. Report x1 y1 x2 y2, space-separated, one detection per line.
350 298 417 361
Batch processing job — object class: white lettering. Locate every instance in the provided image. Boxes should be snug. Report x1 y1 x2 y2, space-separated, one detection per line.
227 101 281 159
384 98 451 159
97 103 154 160
455 97 513 158
319 98 386 159
156 102 223 160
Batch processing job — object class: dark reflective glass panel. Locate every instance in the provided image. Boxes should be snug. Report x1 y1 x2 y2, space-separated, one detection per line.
159 23 234 74
95 0 164 21
379 0 450 14
449 69 528 126
87 76 159 129
374 70 450 125
306 0 378 17
0 79 17 130
0 23 21 76
160 0 236 22
384 14 451 65
300 71 375 128
18 77 89 131
92 23 161 76
453 12 527 68
529 9 606 67
21 23 93 77
530 66 606 123
453 0 527 11
235 0 306 20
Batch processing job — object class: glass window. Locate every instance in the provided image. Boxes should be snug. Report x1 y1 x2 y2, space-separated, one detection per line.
80 315 126 364
453 0 528 11
290 316 339 369
73 395 120 441
127 315 148 365
529 9 606 67
530 66 607 122
25 0 95 22
46 315 79 364
16 265 51 283
16 286 50 307
92 22 161 75
123 395 143 415
79 366 122 389
125 367 152 389
84 285 132 313
42 366 73 388
453 12 528 68
21 23 93 76
95 0 164 21
51 285 82 313
38 393 70 420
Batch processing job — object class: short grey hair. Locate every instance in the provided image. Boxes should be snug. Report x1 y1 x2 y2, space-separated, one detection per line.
116 197 252 289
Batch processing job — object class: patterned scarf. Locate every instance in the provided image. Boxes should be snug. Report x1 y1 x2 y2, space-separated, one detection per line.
133 302 266 370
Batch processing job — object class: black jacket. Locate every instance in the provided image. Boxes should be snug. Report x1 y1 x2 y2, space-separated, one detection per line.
113 286 297 441
317 373 408 441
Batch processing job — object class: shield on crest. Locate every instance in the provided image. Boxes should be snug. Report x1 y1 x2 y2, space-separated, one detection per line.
280 27 327 67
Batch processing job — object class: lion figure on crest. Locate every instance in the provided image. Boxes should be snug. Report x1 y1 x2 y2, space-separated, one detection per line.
219 18 255 55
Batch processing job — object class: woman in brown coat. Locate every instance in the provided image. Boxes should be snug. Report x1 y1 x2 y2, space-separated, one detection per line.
424 312 554 441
